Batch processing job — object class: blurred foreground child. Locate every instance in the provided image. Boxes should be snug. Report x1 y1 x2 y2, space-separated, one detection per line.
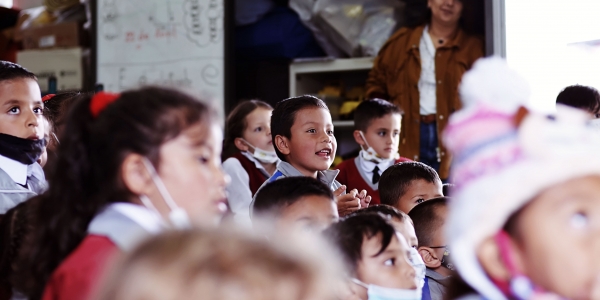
95 228 345 300
16 87 228 300
445 57 600 299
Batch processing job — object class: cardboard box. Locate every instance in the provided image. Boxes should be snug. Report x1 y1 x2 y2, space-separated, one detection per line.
17 47 83 92
21 21 83 50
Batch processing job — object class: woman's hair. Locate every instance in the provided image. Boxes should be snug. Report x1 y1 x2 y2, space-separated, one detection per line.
95 228 343 300
15 86 217 299
222 100 272 161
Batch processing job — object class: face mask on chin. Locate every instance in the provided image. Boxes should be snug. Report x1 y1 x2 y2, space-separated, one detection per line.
358 131 398 164
139 158 192 229
240 138 279 164
352 278 422 300
0 133 47 165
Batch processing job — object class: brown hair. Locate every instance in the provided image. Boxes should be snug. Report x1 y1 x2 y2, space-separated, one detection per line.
222 100 273 160
15 87 218 299
96 228 343 300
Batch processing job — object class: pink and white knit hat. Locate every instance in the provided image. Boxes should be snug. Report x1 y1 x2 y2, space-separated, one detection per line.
444 57 600 300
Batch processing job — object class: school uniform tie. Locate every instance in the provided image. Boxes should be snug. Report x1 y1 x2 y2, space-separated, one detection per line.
372 166 380 184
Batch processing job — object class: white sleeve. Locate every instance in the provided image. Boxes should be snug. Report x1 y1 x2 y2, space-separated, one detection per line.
222 157 253 226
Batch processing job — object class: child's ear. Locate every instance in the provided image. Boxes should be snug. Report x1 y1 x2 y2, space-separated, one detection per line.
353 130 366 147
121 153 154 196
477 237 512 282
274 135 291 156
234 138 250 152
418 247 442 269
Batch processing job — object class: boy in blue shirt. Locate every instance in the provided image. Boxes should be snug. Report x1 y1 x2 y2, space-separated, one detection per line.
253 95 369 217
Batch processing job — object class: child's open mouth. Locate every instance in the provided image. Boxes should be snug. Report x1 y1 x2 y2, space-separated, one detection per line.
316 148 332 158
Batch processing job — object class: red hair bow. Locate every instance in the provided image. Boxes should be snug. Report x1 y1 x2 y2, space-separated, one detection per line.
90 92 120 118
42 94 56 102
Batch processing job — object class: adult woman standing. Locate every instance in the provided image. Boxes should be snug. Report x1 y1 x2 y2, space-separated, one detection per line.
366 0 484 180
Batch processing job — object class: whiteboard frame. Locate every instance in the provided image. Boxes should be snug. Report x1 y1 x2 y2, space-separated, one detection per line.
90 0 231 110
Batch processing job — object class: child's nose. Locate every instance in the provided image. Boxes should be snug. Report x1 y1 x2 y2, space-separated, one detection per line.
26 110 39 127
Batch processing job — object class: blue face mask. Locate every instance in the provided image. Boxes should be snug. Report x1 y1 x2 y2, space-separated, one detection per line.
352 278 422 300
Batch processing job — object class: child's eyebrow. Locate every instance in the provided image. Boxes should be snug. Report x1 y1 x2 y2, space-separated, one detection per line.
371 248 395 258
2 99 22 106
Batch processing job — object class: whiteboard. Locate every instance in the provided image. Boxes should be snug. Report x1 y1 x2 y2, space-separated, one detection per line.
95 0 224 105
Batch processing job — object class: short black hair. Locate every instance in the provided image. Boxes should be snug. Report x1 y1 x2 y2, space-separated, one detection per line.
354 99 402 132
408 197 448 247
271 95 329 161
556 85 600 115
351 204 410 224
379 161 441 208
0 61 37 82
253 176 334 218
323 213 396 274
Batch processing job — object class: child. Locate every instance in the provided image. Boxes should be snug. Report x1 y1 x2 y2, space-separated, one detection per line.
324 213 420 299
556 85 600 118
0 61 47 214
408 197 451 300
379 161 443 213
222 100 278 225
336 99 411 205
255 95 370 217
444 57 600 299
353 204 427 289
14 87 229 300
96 228 345 300
253 176 338 232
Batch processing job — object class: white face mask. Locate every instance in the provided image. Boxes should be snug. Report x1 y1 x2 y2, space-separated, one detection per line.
408 247 426 289
588 118 600 131
139 158 192 229
352 278 422 300
241 138 279 164
358 131 398 164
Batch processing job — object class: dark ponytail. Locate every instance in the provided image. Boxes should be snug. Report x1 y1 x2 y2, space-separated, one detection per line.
15 87 216 299
222 100 272 161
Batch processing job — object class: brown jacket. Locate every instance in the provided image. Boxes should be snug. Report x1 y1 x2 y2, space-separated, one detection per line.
366 25 483 179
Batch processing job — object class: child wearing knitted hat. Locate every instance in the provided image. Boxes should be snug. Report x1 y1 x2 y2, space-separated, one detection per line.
444 57 600 300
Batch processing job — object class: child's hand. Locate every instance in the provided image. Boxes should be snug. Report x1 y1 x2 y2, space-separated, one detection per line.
334 186 360 217
357 189 371 209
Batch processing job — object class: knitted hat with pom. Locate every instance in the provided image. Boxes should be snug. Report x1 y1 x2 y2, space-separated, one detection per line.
444 57 600 300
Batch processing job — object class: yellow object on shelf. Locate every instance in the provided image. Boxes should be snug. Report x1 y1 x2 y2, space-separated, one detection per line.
339 101 360 116
346 86 366 102
318 85 343 98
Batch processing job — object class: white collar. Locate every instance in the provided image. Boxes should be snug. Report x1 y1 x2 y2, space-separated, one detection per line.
421 25 436 55
0 154 28 185
109 202 165 234
358 153 394 174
